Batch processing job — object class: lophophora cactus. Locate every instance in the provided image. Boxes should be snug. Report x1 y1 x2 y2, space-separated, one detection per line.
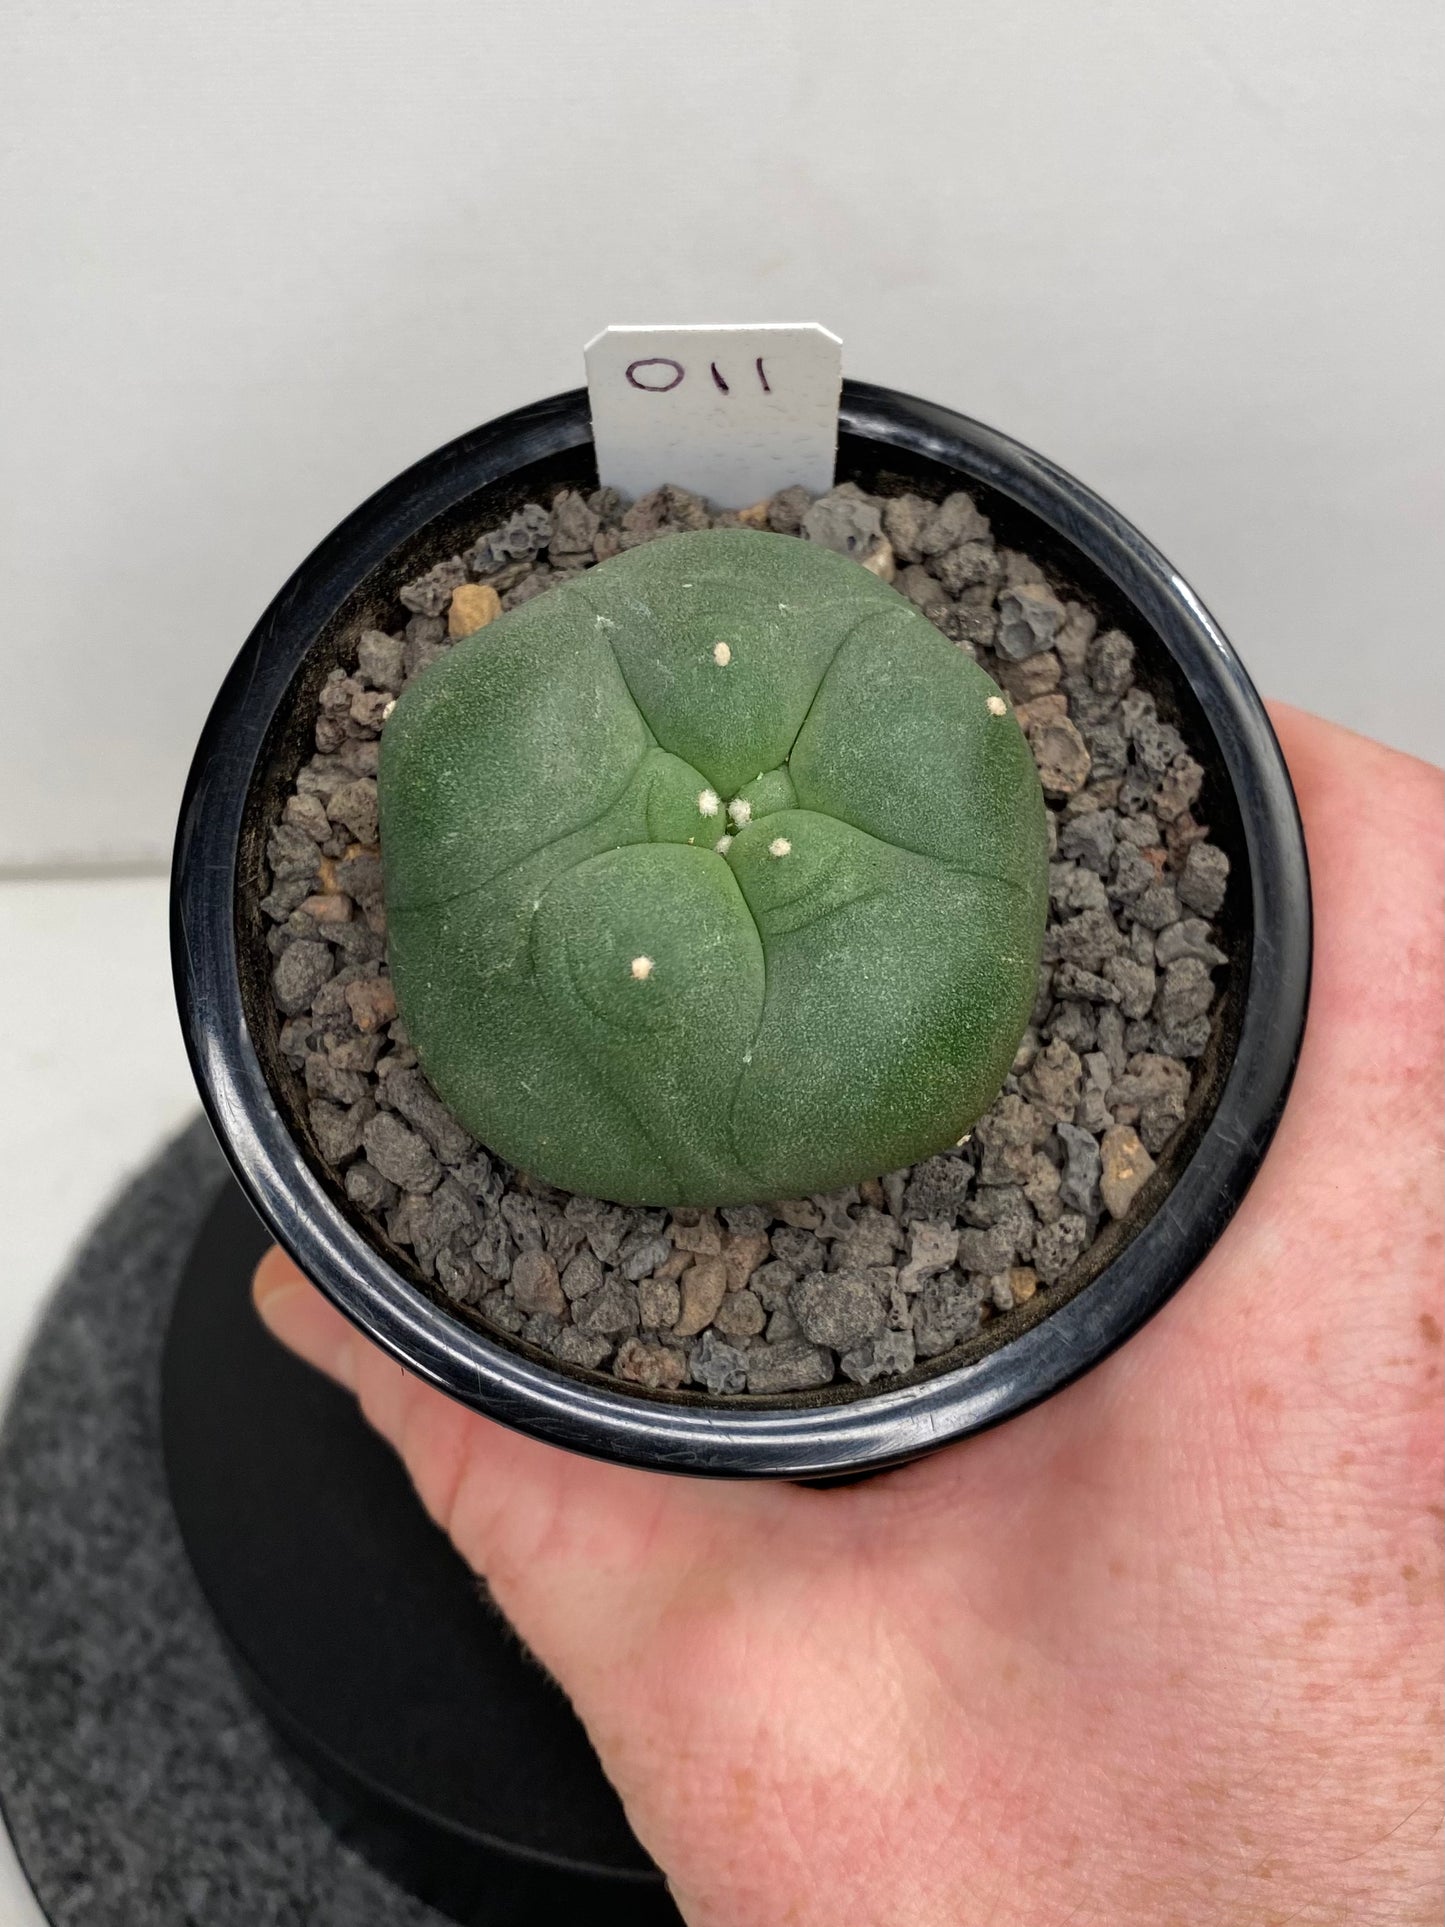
380 529 1049 1205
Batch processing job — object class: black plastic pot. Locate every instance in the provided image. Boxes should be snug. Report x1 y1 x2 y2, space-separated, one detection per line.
172 381 1311 1481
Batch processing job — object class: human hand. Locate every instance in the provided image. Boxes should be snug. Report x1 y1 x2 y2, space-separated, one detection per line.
254 704 1443 1926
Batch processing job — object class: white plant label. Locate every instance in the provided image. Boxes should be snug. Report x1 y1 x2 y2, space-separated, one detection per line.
584 323 842 509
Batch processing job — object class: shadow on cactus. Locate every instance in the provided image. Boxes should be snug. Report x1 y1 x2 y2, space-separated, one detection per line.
379 529 1049 1205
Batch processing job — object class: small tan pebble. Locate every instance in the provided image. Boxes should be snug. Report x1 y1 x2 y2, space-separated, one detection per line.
986 695 1008 717
712 640 733 666
510 1247 567 1318
989 1266 1040 1312
995 650 1063 704
721 1230 770 1292
297 892 353 924
1054 601 1097 671
381 698 396 722
1013 693 1069 732
345 976 397 1033
735 500 771 528
630 955 654 981
638 1275 683 1330
612 1337 687 1391
670 1210 723 1256
674 1257 729 1337
1009 1267 1038 1304
1028 715 1093 798
446 582 502 638
859 535 897 582
859 1177 886 1210
768 836 792 858
657 1246 692 1280
1100 1125 1157 1220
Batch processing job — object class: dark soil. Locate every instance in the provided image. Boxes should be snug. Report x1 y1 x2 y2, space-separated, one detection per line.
260 479 1231 1398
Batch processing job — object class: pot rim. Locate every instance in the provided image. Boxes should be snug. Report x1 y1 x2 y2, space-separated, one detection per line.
172 380 1312 1479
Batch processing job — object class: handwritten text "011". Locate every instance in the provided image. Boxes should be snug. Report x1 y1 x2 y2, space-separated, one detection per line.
624 357 772 396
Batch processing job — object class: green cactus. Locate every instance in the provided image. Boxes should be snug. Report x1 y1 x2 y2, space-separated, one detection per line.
379 528 1048 1205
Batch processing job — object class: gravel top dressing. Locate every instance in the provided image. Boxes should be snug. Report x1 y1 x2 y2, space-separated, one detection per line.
261 479 1231 1400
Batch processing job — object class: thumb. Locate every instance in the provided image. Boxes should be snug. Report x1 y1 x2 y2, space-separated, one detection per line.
252 1248 796 1678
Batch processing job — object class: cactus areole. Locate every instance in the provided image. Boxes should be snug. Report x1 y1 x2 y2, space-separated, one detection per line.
378 529 1049 1206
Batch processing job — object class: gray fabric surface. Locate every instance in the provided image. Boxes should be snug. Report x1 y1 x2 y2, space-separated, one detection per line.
0 1118 450 1926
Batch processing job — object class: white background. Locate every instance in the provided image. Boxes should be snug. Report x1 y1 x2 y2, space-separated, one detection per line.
0 4 1440 1919
2 0 1442 874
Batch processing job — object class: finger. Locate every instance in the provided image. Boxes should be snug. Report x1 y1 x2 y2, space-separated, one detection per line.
253 1244 358 1389
253 1248 559 1549
251 1249 808 1664
254 1250 482 1526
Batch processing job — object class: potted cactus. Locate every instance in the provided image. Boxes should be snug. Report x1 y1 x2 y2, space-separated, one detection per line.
173 381 1310 1479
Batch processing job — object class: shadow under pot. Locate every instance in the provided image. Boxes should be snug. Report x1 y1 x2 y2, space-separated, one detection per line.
172 380 1311 1481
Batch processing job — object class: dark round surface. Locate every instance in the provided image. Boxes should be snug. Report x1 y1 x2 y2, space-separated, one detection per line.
172 383 1312 1479
0 1119 681 1926
159 1171 672 1909
0 1122 457 1927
